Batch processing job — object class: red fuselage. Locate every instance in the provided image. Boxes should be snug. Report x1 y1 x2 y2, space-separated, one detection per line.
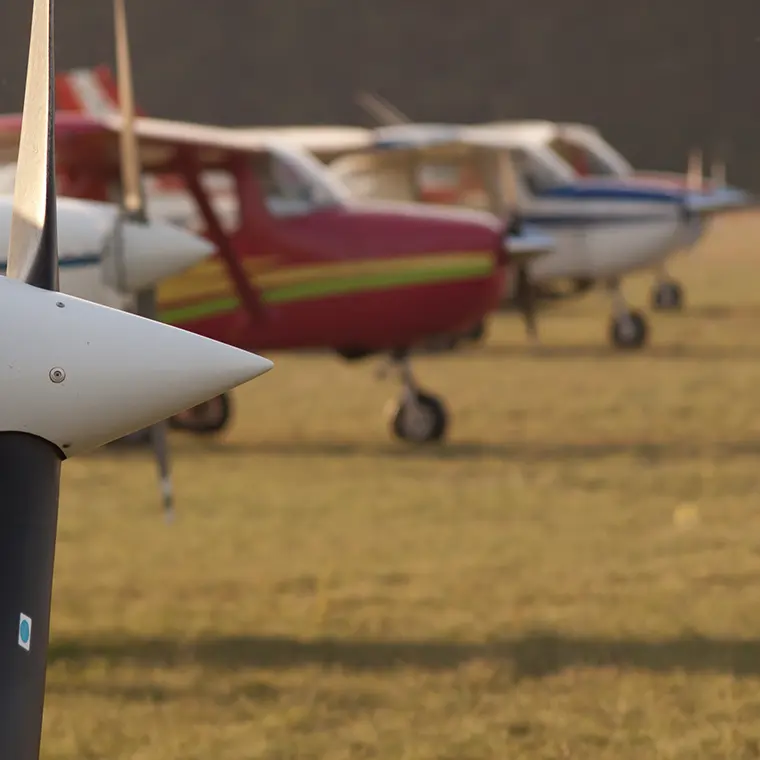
28 108 510 357
156 198 508 354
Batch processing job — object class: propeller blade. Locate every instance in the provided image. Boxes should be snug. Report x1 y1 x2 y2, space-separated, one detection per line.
113 0 174 517
113 0 144 220
6 0 56 289
686 147 704 192
1 3 274 755
136 289 174 520
711 143 727 188
356 91 410 126
0 0 63 755
711 158 726 188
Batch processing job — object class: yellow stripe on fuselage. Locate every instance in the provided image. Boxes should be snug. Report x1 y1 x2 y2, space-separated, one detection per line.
158 250 495 306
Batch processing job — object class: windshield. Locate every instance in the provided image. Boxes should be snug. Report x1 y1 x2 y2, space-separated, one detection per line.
262 145 351 215
549 130 633 178
510 145 575 193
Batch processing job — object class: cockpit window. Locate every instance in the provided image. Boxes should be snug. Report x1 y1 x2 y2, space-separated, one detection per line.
254 147 350 216
549 137 625 177
417 163 462 188
510 147 570 194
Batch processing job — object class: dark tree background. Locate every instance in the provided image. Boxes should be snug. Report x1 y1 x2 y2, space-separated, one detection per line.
0 0 758 187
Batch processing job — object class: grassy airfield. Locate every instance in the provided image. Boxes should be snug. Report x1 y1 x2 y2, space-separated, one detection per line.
43 213 760 759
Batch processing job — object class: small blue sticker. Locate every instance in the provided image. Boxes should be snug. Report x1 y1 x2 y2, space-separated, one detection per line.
18 613 31 651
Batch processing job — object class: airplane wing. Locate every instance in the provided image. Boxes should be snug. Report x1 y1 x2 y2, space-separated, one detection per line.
0 113 376 172
0 112 305 173
233 126 373 161
0 112 285 322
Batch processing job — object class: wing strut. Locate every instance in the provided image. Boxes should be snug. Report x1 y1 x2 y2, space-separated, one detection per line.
178 154 266 324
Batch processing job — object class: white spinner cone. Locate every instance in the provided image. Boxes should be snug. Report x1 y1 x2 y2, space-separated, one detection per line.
0 278 272 456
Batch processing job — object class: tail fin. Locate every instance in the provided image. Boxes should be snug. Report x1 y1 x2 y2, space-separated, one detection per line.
55 64 146 117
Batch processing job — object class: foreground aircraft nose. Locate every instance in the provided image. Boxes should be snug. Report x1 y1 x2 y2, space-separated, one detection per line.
117 219 215 291
0 276 273 456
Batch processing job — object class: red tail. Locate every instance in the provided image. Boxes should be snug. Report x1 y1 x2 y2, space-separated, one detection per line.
55 64 147 116
55 66 192 192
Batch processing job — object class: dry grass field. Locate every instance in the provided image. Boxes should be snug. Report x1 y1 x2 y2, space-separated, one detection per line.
42 214 760 759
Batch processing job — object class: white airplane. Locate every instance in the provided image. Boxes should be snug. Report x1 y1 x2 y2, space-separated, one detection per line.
471 119 732 311
0 185 214 310
0 24 219 518
323 120 754 349
0 178 216 520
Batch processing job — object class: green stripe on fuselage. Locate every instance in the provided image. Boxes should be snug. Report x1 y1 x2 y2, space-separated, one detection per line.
159 260 492 324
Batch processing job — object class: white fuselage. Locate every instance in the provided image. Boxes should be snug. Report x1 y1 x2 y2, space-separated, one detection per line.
0 196 128 308
514 194 703 281
332 166 704 283
326 127 750 285
0 190 215 307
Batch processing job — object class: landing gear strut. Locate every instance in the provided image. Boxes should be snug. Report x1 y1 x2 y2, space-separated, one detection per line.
650 276 684 311
606 278 648 350
381 351 449 443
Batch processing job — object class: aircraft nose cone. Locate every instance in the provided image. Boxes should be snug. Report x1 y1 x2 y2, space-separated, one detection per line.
118 219 214 291
504 225 555 261
0 278 273 456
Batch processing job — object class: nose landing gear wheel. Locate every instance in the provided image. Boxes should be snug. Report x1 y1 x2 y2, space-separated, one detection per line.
387 391 448 443
651 280 684 311
609 310 648 350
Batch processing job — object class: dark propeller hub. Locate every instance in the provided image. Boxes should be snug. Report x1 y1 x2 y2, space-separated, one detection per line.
505 213 523 238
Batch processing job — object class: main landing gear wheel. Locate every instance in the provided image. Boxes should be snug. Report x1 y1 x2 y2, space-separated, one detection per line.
387 391 448 443
650 280 684 311
609 310 648 350
380 350 450 443
168 393 233 435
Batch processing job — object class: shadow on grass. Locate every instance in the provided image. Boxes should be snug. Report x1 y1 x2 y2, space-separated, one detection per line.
476 342 760 361
46 678 280 704
93 436 760 463
48 630 760 680
679 304 760 320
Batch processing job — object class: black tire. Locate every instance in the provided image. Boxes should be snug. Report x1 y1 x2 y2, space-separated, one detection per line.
463 319 487 343
650 280 684 311
609 310 648 350
388 391 449 443
168 393 233 435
